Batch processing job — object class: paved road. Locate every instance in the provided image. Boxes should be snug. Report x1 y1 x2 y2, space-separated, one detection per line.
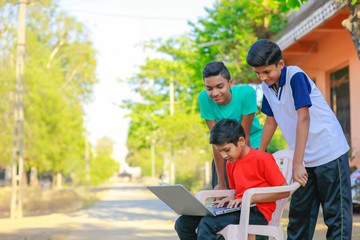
0 181 359 240
64 182 178 240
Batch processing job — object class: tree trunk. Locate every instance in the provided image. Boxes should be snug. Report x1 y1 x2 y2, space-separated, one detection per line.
342 0 360 60
29 166 39 187
52 172 62 189
5 166 11 186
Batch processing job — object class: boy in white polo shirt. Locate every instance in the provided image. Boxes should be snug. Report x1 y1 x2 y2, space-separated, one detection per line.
246 39 352 240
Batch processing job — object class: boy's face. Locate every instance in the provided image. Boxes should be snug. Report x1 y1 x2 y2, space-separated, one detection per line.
214 137 246 163
204 75 234 106
253 60 285 87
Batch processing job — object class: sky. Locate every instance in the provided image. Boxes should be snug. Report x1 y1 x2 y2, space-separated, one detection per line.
59 0 215 155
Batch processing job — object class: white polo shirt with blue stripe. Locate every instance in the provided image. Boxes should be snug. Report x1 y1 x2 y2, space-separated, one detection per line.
261 66 349 167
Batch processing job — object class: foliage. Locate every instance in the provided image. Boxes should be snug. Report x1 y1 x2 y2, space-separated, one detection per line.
23 0 97 183
0 0 113 186
340 0 360 60
0 1 17 166
256 111 287 154
191 0 290 83
122 0 305 190
123 36 213 188
89 137 119 186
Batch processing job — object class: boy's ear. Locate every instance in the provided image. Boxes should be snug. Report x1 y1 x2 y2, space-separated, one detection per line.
237 136 245 146
278 60 285 70
229 78 234 88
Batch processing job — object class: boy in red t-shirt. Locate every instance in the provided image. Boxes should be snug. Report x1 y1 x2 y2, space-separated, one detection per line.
175 119 289 240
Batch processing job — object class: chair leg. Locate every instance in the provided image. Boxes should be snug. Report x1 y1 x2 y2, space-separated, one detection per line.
218 225 239 239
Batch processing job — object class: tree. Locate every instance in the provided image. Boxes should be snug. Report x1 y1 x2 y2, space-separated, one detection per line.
192 0 290 83
23 1 98 186
122 1 299 190
341 0 360 59
90 137 119 186
122 35 214 188
0 1 18 168
0 0 99 187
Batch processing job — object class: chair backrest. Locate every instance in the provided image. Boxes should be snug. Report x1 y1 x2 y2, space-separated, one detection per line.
269 149 294 226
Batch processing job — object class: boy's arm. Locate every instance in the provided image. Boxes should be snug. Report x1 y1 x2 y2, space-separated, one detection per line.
241 86 258 147
241 113 255 147
258 116 277 152
206 119 227 190
293 107 310 187
250 182 290 203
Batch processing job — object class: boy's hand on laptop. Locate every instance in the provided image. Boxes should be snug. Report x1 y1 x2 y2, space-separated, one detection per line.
213 183 229 201
227 198 242 208
212 195 236 208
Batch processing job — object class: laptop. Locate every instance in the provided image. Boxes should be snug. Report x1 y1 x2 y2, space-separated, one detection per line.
147 184 254 216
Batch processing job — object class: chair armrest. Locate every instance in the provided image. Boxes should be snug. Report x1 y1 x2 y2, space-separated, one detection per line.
195 189 235 203
241 182 300 213
237 182 300 240
244 182 300 196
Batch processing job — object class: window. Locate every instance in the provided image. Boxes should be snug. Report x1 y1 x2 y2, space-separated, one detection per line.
330 66 351 144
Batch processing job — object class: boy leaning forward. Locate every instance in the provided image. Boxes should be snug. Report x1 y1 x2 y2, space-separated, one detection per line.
198 61 263 190
247 39 352 240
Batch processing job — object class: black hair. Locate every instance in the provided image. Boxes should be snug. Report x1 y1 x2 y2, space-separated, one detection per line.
246 39 283 67
202 61 231 81
209 119 245 146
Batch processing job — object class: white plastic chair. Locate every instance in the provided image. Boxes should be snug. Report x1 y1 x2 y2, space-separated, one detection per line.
195 149 300 240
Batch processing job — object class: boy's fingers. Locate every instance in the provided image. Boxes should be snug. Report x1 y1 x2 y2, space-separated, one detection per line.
294 175 306 187
213 196 224 201
297 177 307 187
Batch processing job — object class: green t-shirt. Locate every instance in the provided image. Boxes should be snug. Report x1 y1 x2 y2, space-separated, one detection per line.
198 85 262 149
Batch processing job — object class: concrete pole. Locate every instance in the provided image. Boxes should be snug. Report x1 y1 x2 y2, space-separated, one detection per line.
11 0 27 219
151 140 155 180
205 161 210 188
85 130 90 183
170 78 175 184
170 78 174 116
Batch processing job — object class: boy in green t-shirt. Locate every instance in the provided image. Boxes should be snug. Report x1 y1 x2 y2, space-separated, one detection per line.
198 61 263 190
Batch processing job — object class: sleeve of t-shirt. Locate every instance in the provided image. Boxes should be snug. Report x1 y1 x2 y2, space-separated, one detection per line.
261 95 274 117
290 72 312 110
198 91 215 120
241 86 258 115
262 154 286 186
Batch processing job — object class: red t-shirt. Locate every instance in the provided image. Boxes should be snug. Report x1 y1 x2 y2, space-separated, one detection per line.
226 148 286 223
